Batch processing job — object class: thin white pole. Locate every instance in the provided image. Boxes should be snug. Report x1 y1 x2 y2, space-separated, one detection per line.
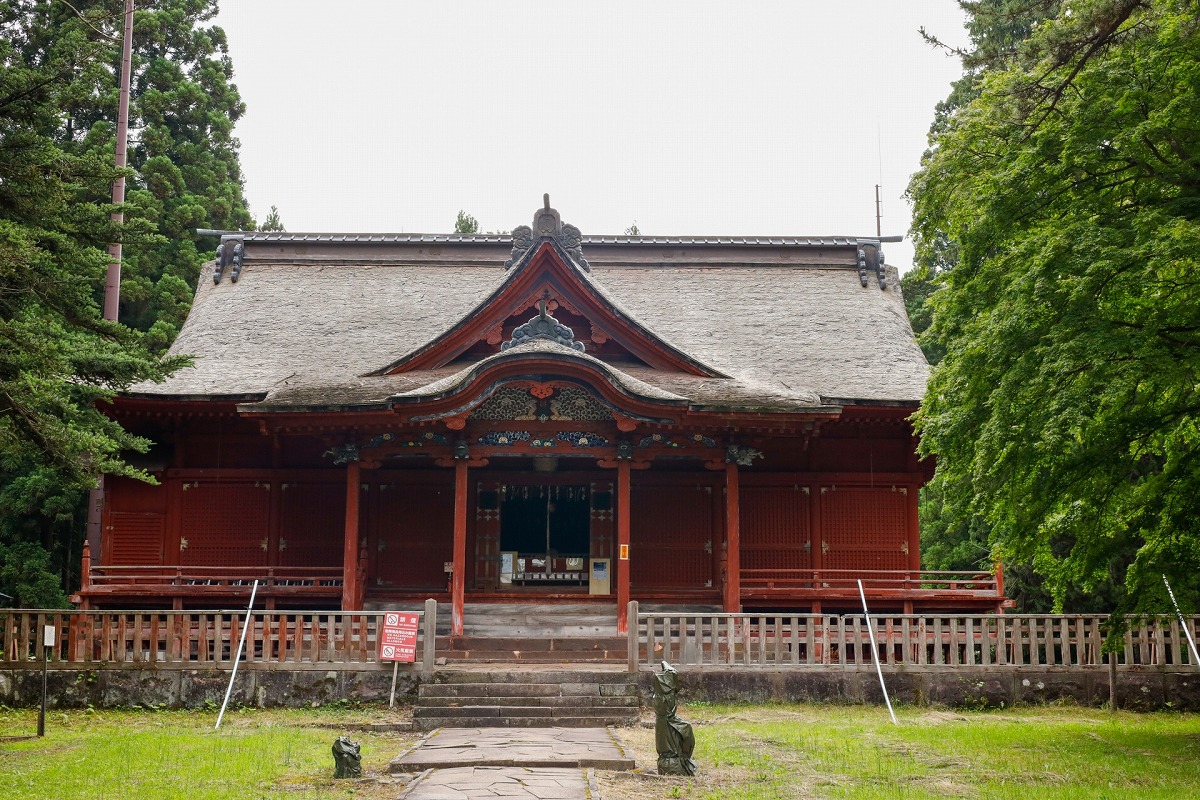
858 579 898 725
215 580 259 730
1163 575 1200 667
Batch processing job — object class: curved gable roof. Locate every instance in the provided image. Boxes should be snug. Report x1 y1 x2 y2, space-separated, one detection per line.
129 227 928 411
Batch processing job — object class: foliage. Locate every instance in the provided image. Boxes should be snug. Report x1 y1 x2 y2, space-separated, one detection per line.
0 707 416 800
454 209 479 234
909 0 1200 614
4 705 1200 799
0 1 207 606
625 221 641 236
258 204 284 232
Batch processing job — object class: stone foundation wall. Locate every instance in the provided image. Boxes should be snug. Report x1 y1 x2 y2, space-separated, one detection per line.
0 666 421 710
640 666 1200 711
2 665 1198 711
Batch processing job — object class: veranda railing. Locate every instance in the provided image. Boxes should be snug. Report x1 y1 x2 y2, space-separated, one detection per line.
0 608 435 672
631 607 1200 670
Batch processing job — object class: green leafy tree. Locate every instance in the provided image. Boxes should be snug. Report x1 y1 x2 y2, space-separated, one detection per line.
1 4 189 606
909 0 1200 614
624 221 641 236
259 204 285 232
40 0 254 350
454 210 480 234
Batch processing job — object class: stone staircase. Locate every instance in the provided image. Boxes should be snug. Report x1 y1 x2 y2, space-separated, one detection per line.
367 601 630 664
412 669 642 730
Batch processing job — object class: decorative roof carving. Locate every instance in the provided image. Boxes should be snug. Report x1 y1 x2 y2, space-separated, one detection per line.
725 444 764 466
468 384 613 422
856 241 888 290
504 194 590 271
502 295 586 353
213 237 245 284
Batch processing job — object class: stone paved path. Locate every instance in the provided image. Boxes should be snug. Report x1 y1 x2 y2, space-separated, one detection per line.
391 727 634 772
392 727 632 799
397 766 597 799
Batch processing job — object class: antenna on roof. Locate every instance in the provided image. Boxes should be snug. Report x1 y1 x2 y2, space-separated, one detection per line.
875 184 882 238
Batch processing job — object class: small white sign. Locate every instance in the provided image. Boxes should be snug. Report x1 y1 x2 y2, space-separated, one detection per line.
43 625 56 647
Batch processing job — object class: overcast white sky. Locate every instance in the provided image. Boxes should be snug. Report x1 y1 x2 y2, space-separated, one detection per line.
214 1 969 272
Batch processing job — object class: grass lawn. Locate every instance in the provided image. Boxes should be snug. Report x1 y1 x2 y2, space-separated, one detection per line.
3 703 1199 799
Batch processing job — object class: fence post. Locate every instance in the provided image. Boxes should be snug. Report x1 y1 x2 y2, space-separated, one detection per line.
422 599 437 676
626 600 639 672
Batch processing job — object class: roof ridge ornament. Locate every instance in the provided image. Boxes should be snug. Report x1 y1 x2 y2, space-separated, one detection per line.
213 235 245 284
504 194 591 271
856 240 887 290
501 290 586 353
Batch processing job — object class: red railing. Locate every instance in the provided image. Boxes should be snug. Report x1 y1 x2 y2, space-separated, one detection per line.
633 609 1200 669
740 569 1003 596
0 609 429 669
80 566 343 601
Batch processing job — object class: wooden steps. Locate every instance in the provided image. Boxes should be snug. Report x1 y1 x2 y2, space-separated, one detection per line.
413 670 641 730
439 635 627 664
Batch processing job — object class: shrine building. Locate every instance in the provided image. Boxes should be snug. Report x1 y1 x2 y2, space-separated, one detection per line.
79 199 1008 632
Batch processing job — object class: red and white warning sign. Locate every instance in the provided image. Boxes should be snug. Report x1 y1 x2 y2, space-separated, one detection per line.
379 612 419 663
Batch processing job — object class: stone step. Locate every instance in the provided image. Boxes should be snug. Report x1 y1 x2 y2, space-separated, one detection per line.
447 636 626 651
418 696 639 709
412 715 635 731
419 682 638 699
437 651 625 664
414 705 639 719
423 669 633 685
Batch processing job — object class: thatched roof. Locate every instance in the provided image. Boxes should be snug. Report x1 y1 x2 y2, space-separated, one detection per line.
130 231 928 413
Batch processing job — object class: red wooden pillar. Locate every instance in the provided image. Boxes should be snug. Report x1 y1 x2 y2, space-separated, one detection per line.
451 460 469 636
341 460 361 610
907 484 922 572
723 462 741 613
616 460 631 635
809 484 822 615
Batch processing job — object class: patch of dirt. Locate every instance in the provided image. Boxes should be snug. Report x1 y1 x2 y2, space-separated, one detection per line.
275 773 414 799
913 710 969 725
601 720 821 800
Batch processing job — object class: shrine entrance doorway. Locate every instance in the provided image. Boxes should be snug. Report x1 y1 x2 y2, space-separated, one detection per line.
474 477 615 593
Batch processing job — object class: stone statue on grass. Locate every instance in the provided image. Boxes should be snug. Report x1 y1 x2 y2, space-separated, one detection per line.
653 661 697 775
332 736 362 778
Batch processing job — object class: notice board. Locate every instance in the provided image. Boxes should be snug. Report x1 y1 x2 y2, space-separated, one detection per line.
379 612 419 663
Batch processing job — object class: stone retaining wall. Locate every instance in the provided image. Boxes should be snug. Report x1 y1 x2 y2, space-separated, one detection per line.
2 665 1198 711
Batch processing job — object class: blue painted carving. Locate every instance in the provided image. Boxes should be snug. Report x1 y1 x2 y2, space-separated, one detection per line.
325 443 359 465
478 430 531 446
556 431 608 447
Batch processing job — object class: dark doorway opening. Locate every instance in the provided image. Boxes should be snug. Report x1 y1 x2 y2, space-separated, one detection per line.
500 485 590 556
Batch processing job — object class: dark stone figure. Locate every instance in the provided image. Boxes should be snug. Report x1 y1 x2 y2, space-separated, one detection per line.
653 661 697 776
332 736 362 778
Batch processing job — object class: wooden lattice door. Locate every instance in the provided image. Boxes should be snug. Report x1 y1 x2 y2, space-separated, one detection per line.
474 480 501 590
818 486 910 571
740 485 812 571
630 483 715 592
177 481 271 567
372 475 454 591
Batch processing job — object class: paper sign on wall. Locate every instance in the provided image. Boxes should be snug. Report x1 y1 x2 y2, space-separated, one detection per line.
379 612 419 663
